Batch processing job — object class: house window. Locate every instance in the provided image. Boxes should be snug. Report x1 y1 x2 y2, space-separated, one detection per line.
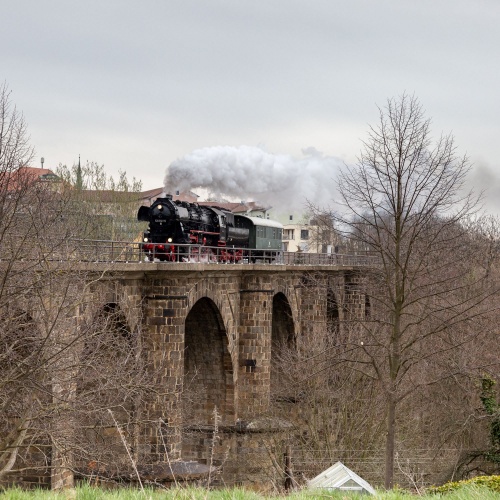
301 229 309 240
289 215 293 221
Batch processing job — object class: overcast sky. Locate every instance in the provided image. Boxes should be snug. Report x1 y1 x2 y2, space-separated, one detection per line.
3 0 500 211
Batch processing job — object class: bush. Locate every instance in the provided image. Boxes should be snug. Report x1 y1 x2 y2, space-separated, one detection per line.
427 475 500 494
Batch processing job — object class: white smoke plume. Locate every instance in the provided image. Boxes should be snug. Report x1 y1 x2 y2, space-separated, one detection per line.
164 145 342 212
466 162 500 215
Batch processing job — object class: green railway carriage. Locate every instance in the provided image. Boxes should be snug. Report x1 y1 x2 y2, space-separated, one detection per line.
234 215 283 250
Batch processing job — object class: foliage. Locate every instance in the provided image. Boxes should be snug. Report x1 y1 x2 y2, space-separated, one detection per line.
480 376 500 464
427 475 500 494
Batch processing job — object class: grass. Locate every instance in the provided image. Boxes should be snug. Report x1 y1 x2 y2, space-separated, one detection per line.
3 483 500 499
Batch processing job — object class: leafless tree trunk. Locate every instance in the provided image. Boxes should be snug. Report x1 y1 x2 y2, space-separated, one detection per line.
325 93 499 488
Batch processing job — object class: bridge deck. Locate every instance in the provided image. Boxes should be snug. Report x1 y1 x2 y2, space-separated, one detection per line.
20 239 378 268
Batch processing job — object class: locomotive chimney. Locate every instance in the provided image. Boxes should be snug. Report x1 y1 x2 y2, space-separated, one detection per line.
166 194 173 200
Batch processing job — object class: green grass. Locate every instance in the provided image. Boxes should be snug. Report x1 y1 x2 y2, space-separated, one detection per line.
3 483 500 500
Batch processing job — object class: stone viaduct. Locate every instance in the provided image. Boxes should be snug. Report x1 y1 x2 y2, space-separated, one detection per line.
86 261 369 486
7 260 371 489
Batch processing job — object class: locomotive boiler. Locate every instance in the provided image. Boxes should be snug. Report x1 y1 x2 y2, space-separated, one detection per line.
137 195 283 262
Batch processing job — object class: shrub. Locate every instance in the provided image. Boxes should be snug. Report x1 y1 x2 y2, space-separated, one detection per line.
427 475 500 494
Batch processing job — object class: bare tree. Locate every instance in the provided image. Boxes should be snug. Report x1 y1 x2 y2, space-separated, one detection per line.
56 161 144 241
56 160 142 193
268 328 386 483
0 84 156 489
328 94 499 488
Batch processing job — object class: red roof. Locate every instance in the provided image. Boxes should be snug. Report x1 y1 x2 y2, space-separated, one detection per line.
138 189 199 206
5 166 62 191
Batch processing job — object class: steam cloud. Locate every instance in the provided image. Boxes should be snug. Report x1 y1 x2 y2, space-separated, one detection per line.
467 162 500 214
164 145 342 212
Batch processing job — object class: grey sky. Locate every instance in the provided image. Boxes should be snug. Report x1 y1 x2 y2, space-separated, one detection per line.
3 1 500 210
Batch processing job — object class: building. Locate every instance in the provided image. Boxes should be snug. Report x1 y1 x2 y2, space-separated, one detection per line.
282 223 313 252
271 210 341 254
138 188 200 206
6 166 63 191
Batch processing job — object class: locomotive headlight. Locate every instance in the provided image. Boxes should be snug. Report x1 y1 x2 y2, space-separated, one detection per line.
157 204 163 210
167 237 173 243
143 237 148 242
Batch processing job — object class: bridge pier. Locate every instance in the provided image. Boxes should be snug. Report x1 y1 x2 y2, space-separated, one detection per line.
238 286 273 420
142 293 186 462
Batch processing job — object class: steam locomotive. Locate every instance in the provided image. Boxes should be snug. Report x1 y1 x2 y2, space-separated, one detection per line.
137 195 283 262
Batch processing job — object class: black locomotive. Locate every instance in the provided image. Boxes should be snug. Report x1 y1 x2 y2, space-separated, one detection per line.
137 195 283 262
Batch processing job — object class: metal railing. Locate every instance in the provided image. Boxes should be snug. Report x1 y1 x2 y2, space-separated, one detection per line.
32 240 379 267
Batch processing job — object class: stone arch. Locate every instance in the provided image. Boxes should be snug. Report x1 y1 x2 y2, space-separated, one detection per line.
324 274 350 347
183 297 234 428
185 278 239 403
81 301 133 363
95 281 143 336
327 287 340 340
270 292 295 398
76 301 139 473
0 306 45 413
1 308 41 369
365 294 371 319
79 299 134 385
187 279 238 355
270 277 300 334
272 293 295 348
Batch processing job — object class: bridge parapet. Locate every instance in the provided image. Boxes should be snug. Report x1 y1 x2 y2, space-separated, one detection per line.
25 239 379 267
